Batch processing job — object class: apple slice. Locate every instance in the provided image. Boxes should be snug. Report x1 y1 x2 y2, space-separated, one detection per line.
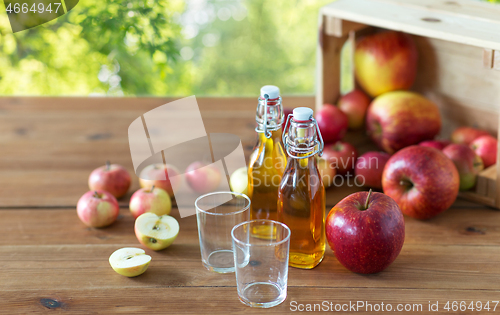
109 247 151 277
134 213 180 251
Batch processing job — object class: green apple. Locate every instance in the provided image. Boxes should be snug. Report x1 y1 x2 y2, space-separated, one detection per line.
229 167 248 196
134 213 179 251
109 247 151 277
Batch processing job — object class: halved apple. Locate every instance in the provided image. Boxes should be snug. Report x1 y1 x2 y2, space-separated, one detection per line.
109 247 151 277
134 213 180 251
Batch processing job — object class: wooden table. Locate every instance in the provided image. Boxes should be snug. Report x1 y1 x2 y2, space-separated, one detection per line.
1 97 499 314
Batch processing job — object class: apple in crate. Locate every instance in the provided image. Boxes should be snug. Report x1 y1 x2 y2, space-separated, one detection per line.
317 157 336 188
229 167 248 196
77 190 119 228
366 91 441 154
354 31 418 97
139 163 181 197
354 151 390 189
337 89 371 130
451 126 490 146
470 135 498 168
443 144 484 191
88 161 131 198
326 190 405 274
134 213 180 251
322 141 358 175
109 247 151 277
418 140 451 151
129 186 172 219
315 105 348 143
382 146 459 220
185 161 222 194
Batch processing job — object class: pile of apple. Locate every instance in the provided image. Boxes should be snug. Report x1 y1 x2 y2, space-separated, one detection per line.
314 31 497 274
76 160 222 277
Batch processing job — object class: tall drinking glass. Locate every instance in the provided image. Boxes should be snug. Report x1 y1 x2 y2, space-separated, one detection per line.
195 191 250 273
231 220 291 308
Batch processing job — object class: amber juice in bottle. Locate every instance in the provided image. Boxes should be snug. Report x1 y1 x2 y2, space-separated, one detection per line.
278 107 326 269
248 86 287 237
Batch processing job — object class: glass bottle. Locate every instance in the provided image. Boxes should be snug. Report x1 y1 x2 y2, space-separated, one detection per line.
248 85 287 237
278 107 326 269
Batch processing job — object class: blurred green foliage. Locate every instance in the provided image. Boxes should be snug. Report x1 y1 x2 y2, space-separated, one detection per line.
0 0 496 96
0 0 184 95
0 0 331 96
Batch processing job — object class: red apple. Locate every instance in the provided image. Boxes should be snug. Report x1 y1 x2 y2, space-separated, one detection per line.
185 162 222 194
315 105 349 143
451 126 490 145
322 141 358 175
382 146 459 220
77 190 120 228
470 135 498 168
418 140 451 151
129 186 172 219
88 161 131 198
317 157 337 188
354 151 391 189
355 31 418 97
326 190 405 274
139 163 181 197
338 89 371 130
282 108 294 131
366 91 441 154
443 144 484 191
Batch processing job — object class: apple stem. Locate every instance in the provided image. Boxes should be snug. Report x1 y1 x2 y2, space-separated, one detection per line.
106 160 110 171
93 191 100 198
364 189 372 210
150 185 155 193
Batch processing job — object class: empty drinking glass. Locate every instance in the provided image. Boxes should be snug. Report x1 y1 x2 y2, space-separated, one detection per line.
231 220 291 308
195 191 250 273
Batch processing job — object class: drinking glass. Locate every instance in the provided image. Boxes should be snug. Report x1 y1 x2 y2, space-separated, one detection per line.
231 220 291 308
195 191 250 273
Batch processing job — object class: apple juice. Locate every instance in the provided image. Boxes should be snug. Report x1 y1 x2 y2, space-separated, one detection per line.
278 108 326 269
248 86 287 238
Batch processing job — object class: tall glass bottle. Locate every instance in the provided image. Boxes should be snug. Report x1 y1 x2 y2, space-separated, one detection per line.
248 85 287 237
278 107 326 269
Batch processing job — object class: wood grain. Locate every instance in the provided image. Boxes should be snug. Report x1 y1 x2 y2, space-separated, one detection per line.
321 0 500 50
1 97 500 313
0 97 313 207
1 205 500 313
5 288 500 314
1 204 498 247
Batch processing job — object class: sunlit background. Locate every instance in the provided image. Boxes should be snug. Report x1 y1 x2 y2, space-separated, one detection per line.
0 0 496 96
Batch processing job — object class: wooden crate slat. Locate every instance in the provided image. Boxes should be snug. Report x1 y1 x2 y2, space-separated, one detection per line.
321 0 500 51
378 0 500 25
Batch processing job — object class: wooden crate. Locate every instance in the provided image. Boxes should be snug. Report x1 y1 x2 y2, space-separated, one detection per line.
316 0 500 208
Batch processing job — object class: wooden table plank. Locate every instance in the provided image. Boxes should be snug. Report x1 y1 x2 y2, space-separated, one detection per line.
2 243 500 291
0 206 499 247
0 97 313 207
1 207 500 295
1 97 500 314
5 287 500 314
